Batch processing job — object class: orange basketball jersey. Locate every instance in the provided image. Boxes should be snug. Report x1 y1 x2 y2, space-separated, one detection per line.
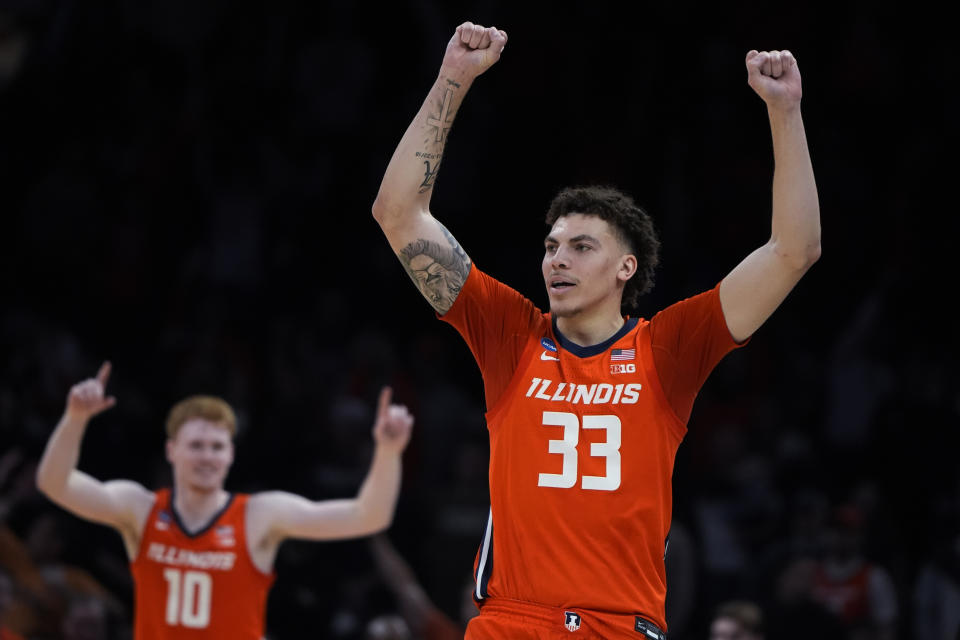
130 490 274 640
442 267 742 631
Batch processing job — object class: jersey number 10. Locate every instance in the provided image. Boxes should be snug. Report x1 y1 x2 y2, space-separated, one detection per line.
163 568 212 628
537 411 621 491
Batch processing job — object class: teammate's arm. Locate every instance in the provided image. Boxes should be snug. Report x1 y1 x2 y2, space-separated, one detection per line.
372 22 507 315
35 363 154 538
249 387 413 543
719 50 822 343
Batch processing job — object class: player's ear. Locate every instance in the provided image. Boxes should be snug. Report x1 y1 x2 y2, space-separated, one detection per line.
165 439 176 464
617 254 637 283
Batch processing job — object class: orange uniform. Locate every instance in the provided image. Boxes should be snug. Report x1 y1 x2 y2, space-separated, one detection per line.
442 267 743 638
130 490 274 640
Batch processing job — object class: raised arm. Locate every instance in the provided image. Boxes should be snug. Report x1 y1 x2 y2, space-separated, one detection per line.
719 50 822 343
35 363 154 554
247 387 414 566
372 21 507 314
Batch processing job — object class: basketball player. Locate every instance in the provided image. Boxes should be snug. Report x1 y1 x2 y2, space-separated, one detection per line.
36 362 414 639
372 22 820 640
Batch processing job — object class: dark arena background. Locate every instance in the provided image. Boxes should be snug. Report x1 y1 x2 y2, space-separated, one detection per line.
1 2 956 639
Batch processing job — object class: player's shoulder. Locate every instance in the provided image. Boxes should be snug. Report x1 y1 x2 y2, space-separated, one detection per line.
105 479 157 509
244 490 304 514
451 264 547 333
650 285 722 324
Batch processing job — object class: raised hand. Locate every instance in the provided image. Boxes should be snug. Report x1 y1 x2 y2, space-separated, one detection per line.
371 386 414 454
746 49 802 112
65 361 117 422
441 21 508 80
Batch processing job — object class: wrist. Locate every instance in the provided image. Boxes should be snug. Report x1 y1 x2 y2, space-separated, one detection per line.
62 409 92 428
372 439 404 458
767 101 803 121
437 65 476 89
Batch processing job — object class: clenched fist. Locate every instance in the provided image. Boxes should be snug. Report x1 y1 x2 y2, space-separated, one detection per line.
746 49 802 112
441 21 508 81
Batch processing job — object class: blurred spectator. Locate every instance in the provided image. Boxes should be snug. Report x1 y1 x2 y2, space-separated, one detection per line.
368 534 470 640
708 600 763 640
765 557 845 640
61 596 110 640
365 614 411 640
807 504 899 640
913 531 960 640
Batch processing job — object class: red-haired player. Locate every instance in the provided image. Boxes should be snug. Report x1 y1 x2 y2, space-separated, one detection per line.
37 363 414 640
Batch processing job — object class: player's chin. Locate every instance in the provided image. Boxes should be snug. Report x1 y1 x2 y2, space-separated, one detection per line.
548 299 578 319
191 474 227 491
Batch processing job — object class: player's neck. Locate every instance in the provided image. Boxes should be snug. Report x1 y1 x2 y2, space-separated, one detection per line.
172 485 230 533
554 306 625 348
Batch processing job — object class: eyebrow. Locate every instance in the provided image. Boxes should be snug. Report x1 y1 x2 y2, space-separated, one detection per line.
544 234 601 244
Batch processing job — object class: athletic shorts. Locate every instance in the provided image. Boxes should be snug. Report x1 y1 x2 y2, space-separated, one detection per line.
464 598 666 640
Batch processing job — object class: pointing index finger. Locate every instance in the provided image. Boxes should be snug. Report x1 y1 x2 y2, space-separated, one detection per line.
377 386 393 418
96 361 112 388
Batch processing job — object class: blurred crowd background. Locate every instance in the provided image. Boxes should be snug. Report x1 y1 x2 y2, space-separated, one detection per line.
1 2 956 639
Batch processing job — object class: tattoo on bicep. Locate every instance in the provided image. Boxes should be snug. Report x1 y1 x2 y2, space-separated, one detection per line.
397 224 472 314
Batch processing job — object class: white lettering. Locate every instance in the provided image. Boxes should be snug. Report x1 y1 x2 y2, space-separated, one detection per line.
613 383 624 403
525 378 542 397
593 383 614 404
535 379 552 400
525 379 644 405
147 544 236 571
621 383 642 404
550 383 568 401
572 384 597 404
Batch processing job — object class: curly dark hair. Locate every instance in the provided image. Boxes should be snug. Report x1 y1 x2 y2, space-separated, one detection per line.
545 185 660 311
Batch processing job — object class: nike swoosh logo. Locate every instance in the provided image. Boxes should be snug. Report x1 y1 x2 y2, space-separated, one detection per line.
541 351 559 361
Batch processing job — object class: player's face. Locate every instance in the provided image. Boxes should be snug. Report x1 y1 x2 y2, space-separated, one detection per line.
166 419 234 493
542 214 633 319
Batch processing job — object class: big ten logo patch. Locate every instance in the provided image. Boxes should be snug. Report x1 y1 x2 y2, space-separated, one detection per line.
610 363 636 374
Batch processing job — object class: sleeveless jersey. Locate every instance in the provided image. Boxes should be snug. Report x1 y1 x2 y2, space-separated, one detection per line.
442 267 742 631
130 490 275 640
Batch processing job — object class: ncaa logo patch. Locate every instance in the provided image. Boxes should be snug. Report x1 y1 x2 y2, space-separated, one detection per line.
564 611 581 632
541 337 558 352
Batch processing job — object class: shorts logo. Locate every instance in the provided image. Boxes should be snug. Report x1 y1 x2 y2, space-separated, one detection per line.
564 611 581 632
634 617 666 640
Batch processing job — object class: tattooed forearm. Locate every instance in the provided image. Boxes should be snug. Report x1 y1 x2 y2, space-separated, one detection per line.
397 223 472 314
425 88 455 144
419 159 442 193
415 83 462 195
